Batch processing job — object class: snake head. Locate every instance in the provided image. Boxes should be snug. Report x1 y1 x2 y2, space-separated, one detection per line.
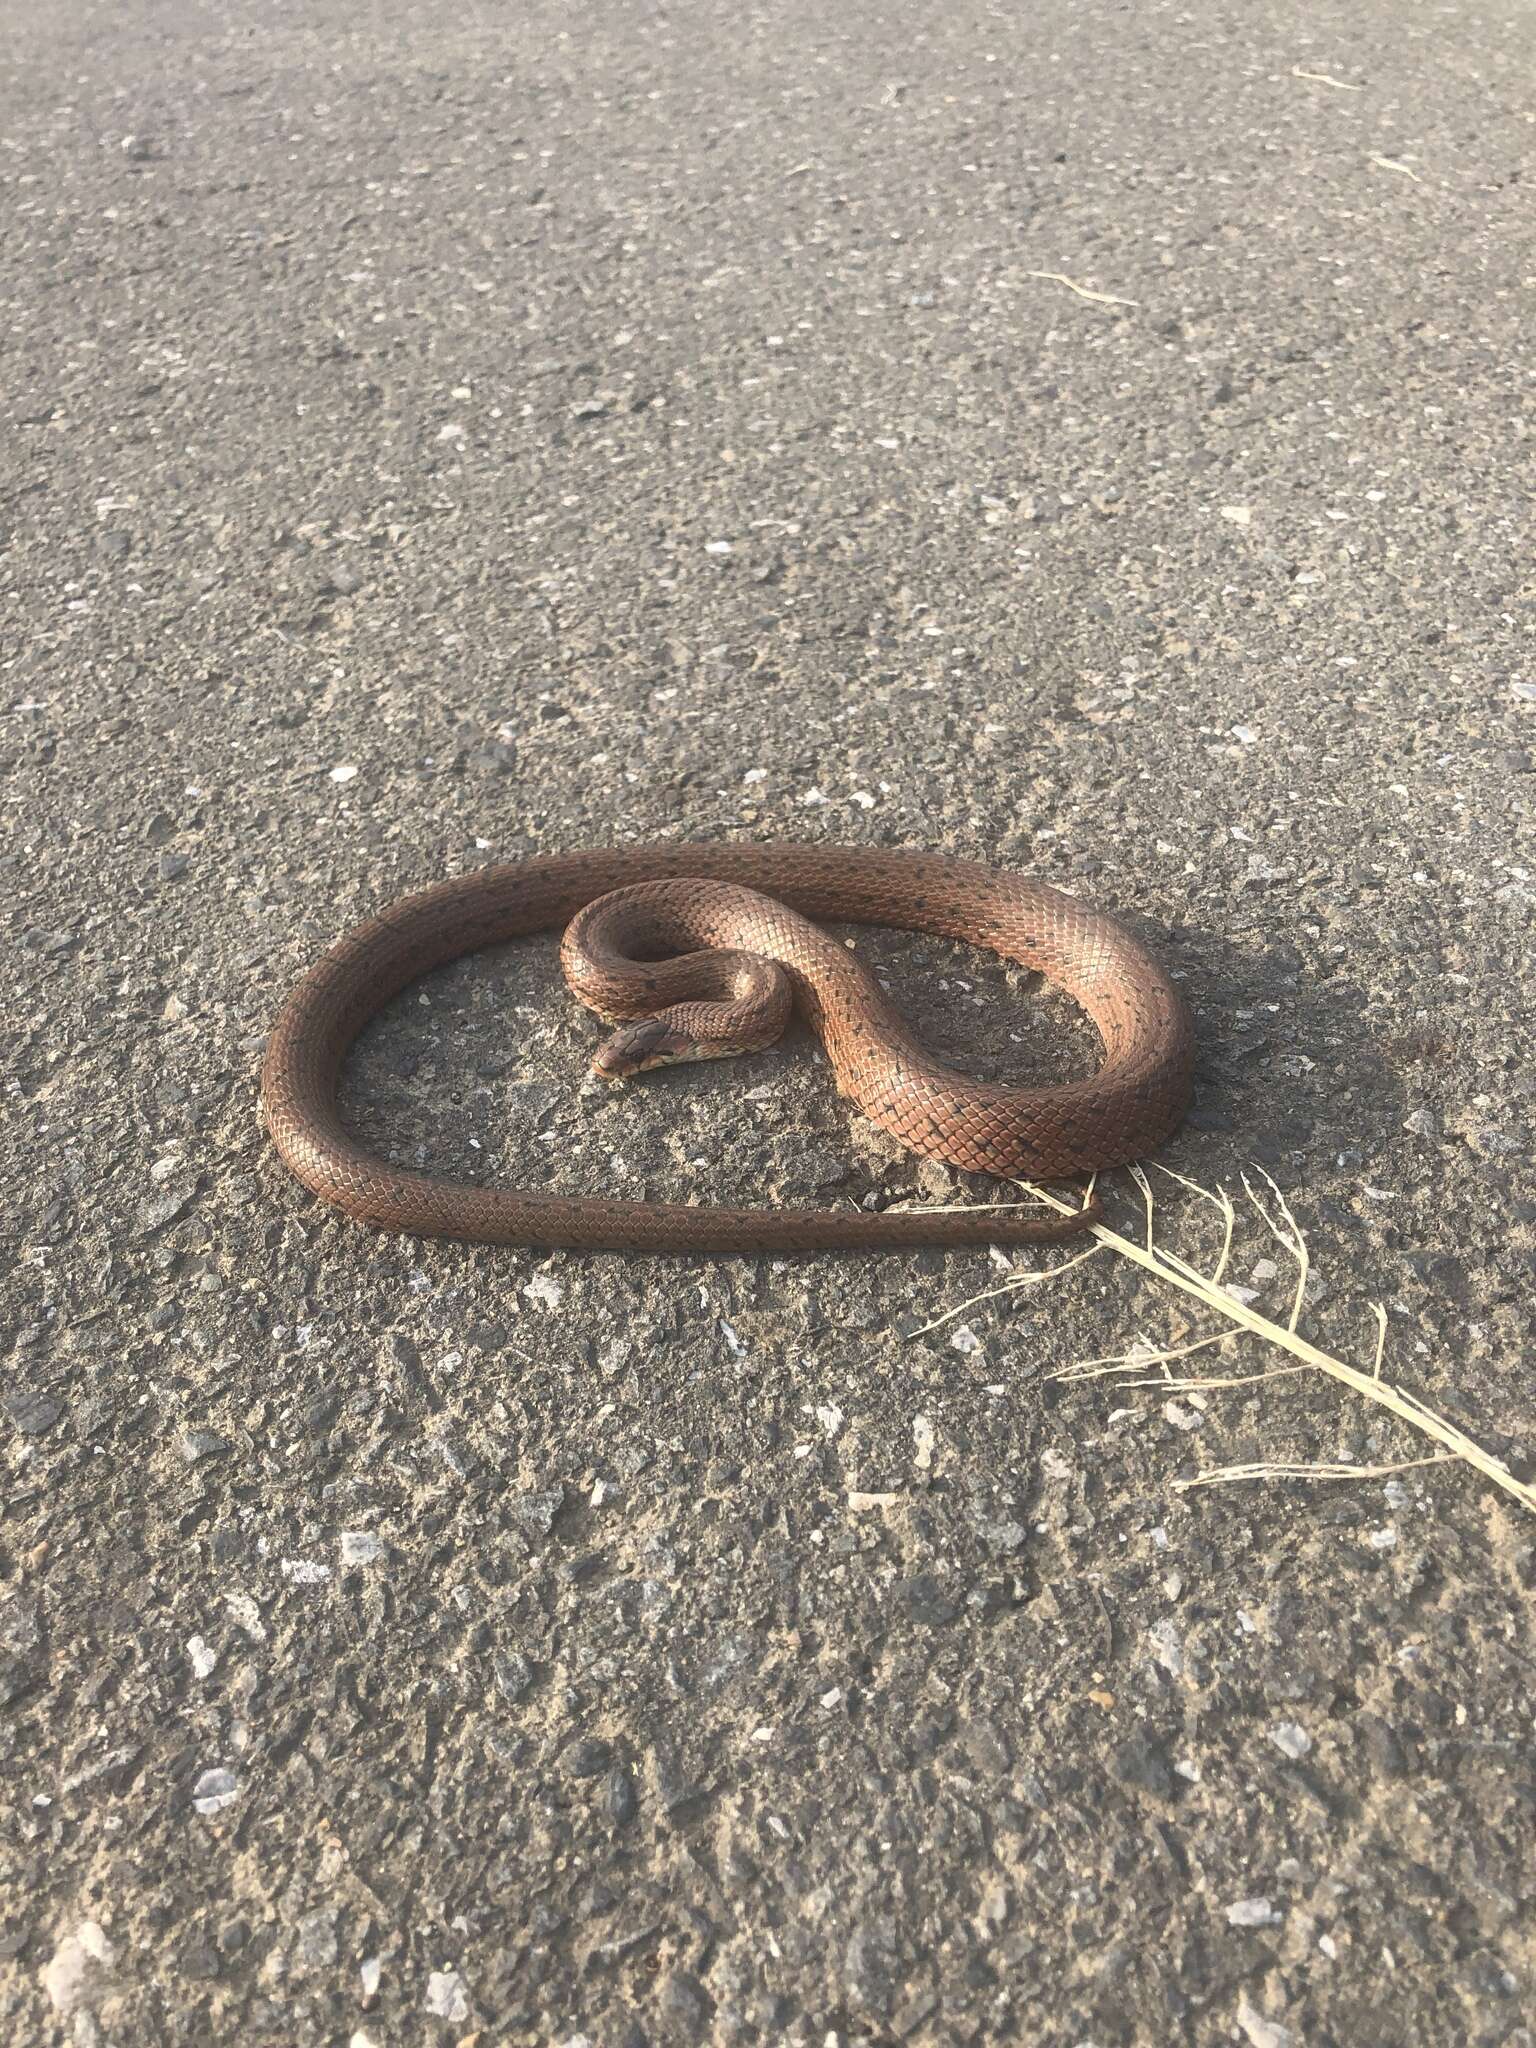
591 1018 698 1081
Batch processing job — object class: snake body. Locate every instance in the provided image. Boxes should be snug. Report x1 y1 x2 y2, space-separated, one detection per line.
260 843 1194 1253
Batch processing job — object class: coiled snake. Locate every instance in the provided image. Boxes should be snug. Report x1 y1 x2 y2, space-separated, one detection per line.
260 843 1193 1253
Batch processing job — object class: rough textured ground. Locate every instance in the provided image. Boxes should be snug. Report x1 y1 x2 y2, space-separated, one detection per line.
3 1 1534 2043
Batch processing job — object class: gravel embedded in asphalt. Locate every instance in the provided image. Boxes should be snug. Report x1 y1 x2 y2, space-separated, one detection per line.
2 0 1534 2042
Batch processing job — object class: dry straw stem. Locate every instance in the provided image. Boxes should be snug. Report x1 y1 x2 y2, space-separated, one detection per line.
1024 271 1140 309
1370 153 1423 182
1291 65 1363 91
1177 1455 1452 1493
951 1165 1536 1520
908 1241 1102 1338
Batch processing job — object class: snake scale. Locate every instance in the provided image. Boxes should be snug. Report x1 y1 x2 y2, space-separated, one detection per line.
260 843 1194 1253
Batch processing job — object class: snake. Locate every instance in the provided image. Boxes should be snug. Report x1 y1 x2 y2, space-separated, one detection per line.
260 843 1194 1254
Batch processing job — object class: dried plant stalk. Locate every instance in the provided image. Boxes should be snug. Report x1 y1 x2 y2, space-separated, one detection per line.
1176 1455 1452 1492
967 1168 1536 1519
1024 270 1141 308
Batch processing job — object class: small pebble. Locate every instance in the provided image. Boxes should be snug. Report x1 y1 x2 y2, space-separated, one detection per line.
897 1575 958 1626
605 1766 638 1824
1269 1721 1312 1760
280 1558 331 1586
43 1923 114 2014
1235 1996 1294 2048
5 1392 62 1437
510 1488 564 1538
136 1183 200 1236
564 1736 614 1778
423 1969 470 2022
192 1767 239 1816
296 1908 338 1968
493 1651 535 1702
179 1428 230 1464
1150 1618 1184 1678
224 1594 267 1641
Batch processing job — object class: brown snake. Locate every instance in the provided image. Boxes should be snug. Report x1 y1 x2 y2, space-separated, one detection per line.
260 843 1194 1253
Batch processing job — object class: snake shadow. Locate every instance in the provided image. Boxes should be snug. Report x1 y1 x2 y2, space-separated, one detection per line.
1156 917 1409 1177
847 905 1417 1295
841 908 1406 1186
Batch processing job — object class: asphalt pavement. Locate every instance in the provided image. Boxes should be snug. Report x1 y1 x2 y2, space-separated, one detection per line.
3 1 1534 2043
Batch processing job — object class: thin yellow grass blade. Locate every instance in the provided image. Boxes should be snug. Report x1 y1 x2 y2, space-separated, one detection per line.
908 1244 1102 1338
1064 1326 1239 1377
1151 1162 1236 1286
1024 270 1140 308
1177 1454 1452 1492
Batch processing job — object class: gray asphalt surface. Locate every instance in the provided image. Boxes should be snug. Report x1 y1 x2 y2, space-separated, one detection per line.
3 1 1535 2043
